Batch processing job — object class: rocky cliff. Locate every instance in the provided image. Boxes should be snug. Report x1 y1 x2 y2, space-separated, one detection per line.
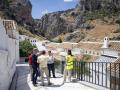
0 0 120 42
0 0 32 25
36 0 120 41
80 0 120 12
35 10 75 39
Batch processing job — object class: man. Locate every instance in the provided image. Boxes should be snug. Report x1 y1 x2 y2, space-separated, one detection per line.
47 51 56 78
32 48 39 86
37 50 51 86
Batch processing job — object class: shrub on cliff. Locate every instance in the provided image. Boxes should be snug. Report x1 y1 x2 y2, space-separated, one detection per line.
113 28 120 33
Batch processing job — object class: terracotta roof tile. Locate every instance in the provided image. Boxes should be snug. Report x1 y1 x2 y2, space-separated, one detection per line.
108 57 120 77
109 42 120 51
77 42 103 51
58 42 78 49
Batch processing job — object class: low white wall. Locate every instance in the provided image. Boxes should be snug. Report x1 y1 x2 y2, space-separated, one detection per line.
102 49 119 57
0 20 19 90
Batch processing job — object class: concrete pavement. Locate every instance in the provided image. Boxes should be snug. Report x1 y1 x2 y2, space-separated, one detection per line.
15 63 97 90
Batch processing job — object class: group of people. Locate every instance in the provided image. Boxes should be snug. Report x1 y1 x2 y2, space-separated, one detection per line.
28 48 74 87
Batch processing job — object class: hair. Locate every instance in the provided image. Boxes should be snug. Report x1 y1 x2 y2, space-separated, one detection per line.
48 50 51 53
68 50 73 56
41 50 46 55
33 48 38 52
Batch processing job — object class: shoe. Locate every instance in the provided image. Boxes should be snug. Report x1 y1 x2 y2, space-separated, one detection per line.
33 83 37 87
41 84 45 86
48 82 52 85
61 82 64 85
53 76 56 78
62 81 65 85
34 82 38 84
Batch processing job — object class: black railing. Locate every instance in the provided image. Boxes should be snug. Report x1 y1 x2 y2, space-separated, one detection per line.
73 61 120 90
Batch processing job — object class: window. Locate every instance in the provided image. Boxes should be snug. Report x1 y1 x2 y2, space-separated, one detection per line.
118 53 120 56
97 52 99 55
89 51 91 54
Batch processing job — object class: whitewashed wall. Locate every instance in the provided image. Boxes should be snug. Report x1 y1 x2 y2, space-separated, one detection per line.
102 49 119 57
0 20 19 90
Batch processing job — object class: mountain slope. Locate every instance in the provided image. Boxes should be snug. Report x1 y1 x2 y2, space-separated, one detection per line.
36 0 120 41
0 0 120 42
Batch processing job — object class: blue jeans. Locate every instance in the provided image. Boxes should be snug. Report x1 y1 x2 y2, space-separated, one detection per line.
32 67 39 84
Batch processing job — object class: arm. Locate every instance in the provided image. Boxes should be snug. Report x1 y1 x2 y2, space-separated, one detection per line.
32 54 35 67
37 57 40 64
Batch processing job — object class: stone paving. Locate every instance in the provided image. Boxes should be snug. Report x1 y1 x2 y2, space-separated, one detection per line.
15 63 106 90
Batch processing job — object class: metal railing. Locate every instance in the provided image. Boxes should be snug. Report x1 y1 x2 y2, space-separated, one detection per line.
73 61 120 90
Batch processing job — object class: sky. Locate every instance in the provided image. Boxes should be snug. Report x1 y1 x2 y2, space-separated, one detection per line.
30 0 79 19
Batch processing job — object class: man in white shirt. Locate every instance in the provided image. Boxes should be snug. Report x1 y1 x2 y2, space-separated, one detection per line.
37 50 51 86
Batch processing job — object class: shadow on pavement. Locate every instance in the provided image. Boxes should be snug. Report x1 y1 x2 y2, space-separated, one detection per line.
16 63 31 90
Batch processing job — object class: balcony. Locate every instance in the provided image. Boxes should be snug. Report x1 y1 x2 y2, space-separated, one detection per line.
10 59 120 90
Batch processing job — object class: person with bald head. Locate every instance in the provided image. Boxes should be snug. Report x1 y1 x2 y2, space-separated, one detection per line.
37 50 51 86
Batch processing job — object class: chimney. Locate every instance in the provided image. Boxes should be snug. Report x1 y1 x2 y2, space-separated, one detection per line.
102 37 109 48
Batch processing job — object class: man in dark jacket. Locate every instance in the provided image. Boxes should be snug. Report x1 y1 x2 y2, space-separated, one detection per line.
32 48 39 86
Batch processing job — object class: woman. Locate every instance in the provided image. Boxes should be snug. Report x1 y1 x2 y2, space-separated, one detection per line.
28 52 33 80
63 50 74 83
47 51 56 78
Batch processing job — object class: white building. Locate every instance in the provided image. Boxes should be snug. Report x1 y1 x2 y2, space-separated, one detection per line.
77 42 103 56
19 35 29 41
29 37 38 46
101 37 120 58
0 19 19 90
19 35 38 46
88 37 120 89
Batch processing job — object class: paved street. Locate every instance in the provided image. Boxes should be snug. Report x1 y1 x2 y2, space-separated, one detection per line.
15 63 97 90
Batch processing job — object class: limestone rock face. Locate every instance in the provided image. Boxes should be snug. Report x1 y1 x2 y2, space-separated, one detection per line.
1 0 120 41
0 0 32 25
36 0 120 41
10 0 32 25
79 0 120 12
36 11 75 39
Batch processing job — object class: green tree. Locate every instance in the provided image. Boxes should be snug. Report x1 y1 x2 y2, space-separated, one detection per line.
19 40 36 57
3 0 12 8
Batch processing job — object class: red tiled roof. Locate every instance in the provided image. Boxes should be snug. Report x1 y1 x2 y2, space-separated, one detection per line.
58 42 78 49
109 42 120 51
77 42 103 51
108 57 120 77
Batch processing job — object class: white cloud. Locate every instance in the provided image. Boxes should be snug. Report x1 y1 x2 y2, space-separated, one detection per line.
64 0 79 2
41 9 49 15
64 0 73 2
